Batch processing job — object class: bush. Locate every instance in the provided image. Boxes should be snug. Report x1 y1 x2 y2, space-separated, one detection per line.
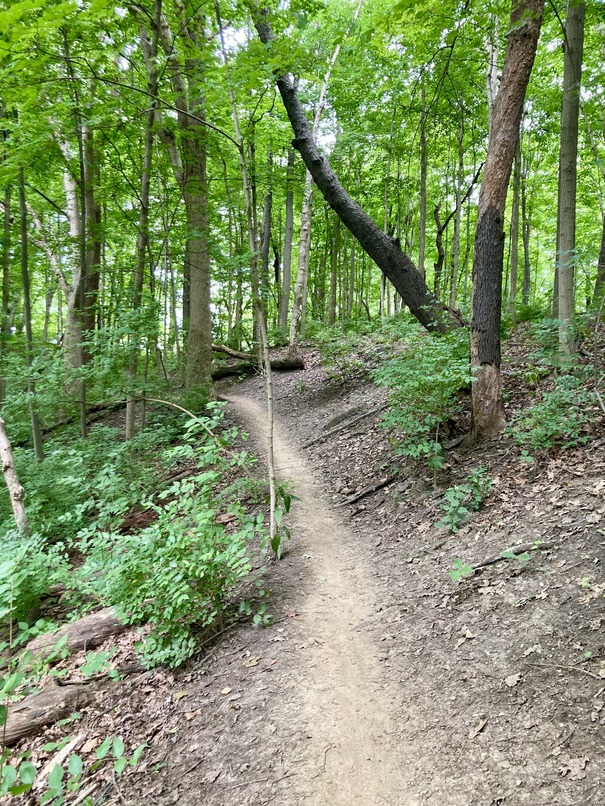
510 374 595 451
373 326 472 465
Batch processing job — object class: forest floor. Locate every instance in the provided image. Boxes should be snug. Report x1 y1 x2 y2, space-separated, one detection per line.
11 337 605 805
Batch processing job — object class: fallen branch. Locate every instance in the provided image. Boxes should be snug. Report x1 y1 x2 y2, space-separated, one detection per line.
2 685 96 746
473 541 554 572
25 607 127 664
303 403 387 448
212 343 255 361
336 476 396 507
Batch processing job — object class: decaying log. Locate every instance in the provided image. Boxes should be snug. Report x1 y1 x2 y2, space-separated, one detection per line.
212 356 304 380
3 685 96 746
26 607 127 663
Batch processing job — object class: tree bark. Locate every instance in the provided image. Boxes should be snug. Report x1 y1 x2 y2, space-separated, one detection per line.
508 139 522 315
470 0 545 442
594 214 605 301
253 9 449 334
556 0 585 353
278 149 295 330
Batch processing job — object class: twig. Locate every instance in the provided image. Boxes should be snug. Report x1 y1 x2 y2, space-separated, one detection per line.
473 541 554 571
336 476 396 507
112 767 127 804
303 404 387 448
528 662 603 681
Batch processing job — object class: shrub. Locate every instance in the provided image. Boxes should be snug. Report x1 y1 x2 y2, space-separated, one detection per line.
510 374 595 451
373 326 472 465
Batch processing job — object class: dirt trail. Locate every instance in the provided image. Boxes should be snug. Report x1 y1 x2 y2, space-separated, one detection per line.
226 394 418 806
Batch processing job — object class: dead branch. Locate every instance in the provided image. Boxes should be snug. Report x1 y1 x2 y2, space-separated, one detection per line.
336 476 396 507
212 343 255 360
303 404 387 448
473 541 554 571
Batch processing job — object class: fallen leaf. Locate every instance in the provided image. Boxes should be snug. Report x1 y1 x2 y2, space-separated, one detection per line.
505 673 522 688
244 656 261 668
173 690 189 702
469 717 488 738
221 687 232 695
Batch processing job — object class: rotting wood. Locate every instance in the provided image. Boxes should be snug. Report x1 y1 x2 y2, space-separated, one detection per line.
473 541 554 572
303 404 387 449
2 684 96 746
336 476 396 507
212 356 303 380
25 606 127 663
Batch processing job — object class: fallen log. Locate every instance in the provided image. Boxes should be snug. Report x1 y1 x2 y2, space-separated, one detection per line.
26 607 127 664
212 356 304 380
3 685 96 746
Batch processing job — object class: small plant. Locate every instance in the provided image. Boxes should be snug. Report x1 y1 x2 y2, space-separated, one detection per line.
510 374 595 451
436 467 492 532
448 558 474 583
374 326 473 467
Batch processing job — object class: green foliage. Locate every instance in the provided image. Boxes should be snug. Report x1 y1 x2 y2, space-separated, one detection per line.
65 406 264 668
448 558 474 583
510 374 595 451
373 325 473 462
436 467 492 533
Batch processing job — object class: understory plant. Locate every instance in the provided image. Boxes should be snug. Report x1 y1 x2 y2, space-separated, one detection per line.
436 467 492 533
510 373 595 451
374 325 473 467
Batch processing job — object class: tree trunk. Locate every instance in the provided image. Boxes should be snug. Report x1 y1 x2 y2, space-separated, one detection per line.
255 12 449 334
470 0 545 442
18 169 44 462
279 149 295 331
508 139 522 315
556 0 585 353
450 118 464 309
418 95 428 279
594 214 605 301
1 185 11 403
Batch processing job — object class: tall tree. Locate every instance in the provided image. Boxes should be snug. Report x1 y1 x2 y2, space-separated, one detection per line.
555 0 586 353
469 0 545 442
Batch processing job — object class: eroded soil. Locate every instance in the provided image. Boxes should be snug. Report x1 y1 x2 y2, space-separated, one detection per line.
12 344 605 805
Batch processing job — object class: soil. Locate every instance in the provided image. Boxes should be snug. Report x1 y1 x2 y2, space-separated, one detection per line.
10 342 605 805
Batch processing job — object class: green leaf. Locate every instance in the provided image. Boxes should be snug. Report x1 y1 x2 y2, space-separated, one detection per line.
113 756 127 775
47 763 64 791
68 753 83 777
18 761 36 786
129 743 147 767
112 737 125 759
96 736 112 760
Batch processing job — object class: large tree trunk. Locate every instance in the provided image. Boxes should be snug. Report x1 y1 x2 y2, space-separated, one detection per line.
254 11 449 334
556 0 585 353
470 0 545 442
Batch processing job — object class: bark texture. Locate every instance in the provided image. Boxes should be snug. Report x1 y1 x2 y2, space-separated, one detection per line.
556 0 585 352
0 417 28 533
254 10 449 334
470 0 545 441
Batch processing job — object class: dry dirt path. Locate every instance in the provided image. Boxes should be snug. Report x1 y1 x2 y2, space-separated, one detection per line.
226 393 421 806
